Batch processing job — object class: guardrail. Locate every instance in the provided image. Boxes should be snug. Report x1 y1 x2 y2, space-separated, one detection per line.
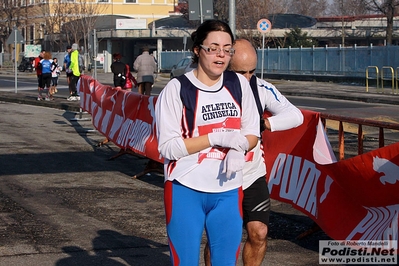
365 66 379 93
320 113 399 160
366 65 399 94
381 66 395 94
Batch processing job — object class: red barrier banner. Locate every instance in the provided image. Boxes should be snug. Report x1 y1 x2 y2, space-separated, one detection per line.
78 76 162 163
264 110 399 242
79 76 399 242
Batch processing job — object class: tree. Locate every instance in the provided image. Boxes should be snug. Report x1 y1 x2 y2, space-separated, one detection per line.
224 0 291 48
287 0 329 17
40 0 106 52
284 27 318 47
40 1 73 51
0 0 26 53
329 0 368 16
66 0 107 54
362 0 399 45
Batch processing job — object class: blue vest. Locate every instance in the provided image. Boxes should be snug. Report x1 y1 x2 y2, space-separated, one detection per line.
176 70 243 136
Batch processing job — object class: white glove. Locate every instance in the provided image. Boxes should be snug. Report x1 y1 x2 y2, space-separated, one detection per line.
208 131 249 152
223 149 245 179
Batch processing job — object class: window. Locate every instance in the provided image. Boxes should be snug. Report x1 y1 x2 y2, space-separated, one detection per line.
125 0 136 3
29 25 34 44
98 0 109 2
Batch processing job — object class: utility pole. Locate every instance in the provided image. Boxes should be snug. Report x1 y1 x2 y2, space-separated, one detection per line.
229 0 236 37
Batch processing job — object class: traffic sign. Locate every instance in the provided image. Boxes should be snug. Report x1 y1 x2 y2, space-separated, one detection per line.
257 19 272 34
6 28 25 45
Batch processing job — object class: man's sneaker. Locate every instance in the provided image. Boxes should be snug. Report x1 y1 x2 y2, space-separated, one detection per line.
67 95 75 101
37 96 43 101
45 96 51 101
71 93 80 101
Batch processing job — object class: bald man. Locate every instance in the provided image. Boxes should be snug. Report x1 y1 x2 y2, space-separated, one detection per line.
204 39 304 265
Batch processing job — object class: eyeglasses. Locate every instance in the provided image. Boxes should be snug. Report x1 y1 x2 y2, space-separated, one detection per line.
200 45 235 56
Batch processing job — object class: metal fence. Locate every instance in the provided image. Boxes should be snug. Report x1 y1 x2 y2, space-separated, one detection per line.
2 45 399 78
159 45 399 78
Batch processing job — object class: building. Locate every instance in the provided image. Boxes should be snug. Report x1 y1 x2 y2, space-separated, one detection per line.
3 0 399 67
0 0 177 54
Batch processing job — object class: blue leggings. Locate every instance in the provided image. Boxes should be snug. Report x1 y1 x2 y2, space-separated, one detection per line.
164 180 243 266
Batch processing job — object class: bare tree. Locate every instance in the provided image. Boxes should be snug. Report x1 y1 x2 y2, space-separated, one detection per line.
234 0 290 47
40 0 106 52
329 0 368 16
362 0 399 45
287 0 329 17
0 0 26 53
71 0 107 54
40 0 74 51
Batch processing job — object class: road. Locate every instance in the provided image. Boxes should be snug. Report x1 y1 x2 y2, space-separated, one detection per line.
0 101 335 266
0 73 398 265
1 73 398 117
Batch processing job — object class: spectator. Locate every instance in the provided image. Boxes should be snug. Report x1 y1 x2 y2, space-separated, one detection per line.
63 45 72 85
34 50 45 101
124 64 137 91
133 46 156 96
110 53 127 89
155 20 259 265
50 57 62 98
67 43 81 101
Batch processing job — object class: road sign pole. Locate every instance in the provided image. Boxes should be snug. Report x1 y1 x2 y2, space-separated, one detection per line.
14 28 17 93
257 19 272 80
7 27 25 93
261 33 265 80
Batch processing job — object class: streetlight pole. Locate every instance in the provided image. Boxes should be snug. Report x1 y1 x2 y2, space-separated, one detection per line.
199 0 203 23
341 0 344 47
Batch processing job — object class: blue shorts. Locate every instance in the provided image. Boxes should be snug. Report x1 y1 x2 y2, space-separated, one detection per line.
164 180 243 266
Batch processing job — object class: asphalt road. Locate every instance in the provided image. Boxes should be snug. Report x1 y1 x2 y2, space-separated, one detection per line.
0 71 398 265
0 94 333 266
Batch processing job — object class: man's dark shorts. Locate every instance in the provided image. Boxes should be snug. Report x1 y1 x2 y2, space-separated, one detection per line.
242 176 270 227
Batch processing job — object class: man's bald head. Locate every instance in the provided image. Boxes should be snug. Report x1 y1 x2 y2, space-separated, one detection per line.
230 39 257 81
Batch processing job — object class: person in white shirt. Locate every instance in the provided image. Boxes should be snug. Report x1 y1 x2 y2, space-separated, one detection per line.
155 20 259 266
205 38 304 266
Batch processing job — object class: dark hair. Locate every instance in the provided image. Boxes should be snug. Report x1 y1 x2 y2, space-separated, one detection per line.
113 53 122 60
191 20 234 63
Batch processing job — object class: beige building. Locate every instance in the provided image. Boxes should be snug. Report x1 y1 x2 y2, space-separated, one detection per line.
1 0 177 53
